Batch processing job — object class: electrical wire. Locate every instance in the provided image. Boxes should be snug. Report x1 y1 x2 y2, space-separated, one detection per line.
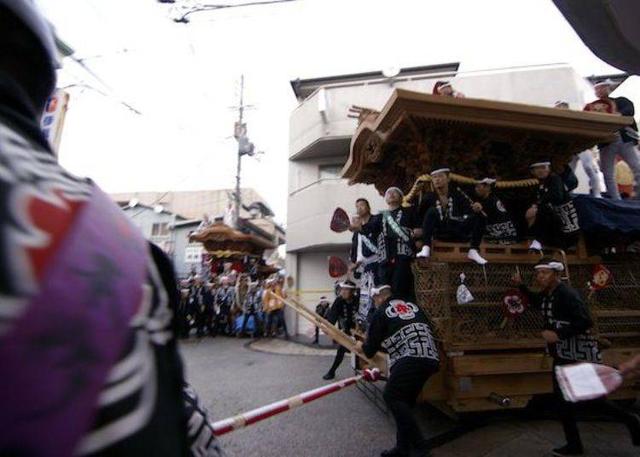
169 0 301 22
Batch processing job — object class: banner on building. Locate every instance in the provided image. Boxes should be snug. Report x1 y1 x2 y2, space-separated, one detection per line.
41 90 70 156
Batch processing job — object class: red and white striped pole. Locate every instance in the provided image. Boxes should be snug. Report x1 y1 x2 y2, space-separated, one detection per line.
211 368 381 436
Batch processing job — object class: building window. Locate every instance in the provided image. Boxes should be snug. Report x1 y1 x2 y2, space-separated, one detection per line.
185 244 203 263
151 222 169 236
319 164 343 180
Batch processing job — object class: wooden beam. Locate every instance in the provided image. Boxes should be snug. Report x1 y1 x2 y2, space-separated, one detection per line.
267 291 387 370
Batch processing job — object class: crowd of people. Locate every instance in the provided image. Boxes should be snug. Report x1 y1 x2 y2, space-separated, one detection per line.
178 272 290 340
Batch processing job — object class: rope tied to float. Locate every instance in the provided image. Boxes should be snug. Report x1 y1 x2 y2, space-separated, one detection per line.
403 173 539 206
211 368 382 436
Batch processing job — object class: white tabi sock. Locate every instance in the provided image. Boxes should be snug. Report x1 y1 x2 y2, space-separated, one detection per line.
529 240 543 251
467 248 488 265
416 245 431 258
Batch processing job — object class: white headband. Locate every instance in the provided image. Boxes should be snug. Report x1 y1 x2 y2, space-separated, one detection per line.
534 261 565 272
477 178 496 185
384 187 404 198
371 285 391 295
430 168 451 176
594 78 615 88
529 162 551 168
339 281 356 289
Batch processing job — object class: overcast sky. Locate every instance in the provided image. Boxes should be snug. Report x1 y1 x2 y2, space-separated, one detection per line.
37 0 639 225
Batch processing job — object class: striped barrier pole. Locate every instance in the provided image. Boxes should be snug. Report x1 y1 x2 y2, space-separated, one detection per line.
211 368 381 436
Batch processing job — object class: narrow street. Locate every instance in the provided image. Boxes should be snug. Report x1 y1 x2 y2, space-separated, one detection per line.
181 337 640 457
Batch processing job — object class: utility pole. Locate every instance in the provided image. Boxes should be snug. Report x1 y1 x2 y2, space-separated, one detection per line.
234 75 245 228
233 75 260 229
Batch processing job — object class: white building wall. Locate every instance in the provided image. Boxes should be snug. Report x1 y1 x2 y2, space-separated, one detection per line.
173 224 203 278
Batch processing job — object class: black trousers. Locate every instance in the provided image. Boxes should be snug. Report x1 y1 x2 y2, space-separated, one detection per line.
215 305 231 335
552 360 638 449
422 207 485 249
195 306 211 337
327 345 350 375
177 303 191 338
531 206 578 249
378 256 415 302
383 358 439 453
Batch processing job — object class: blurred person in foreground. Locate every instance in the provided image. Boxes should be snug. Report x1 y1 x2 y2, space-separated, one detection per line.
0 2 223 455
620 354 640 381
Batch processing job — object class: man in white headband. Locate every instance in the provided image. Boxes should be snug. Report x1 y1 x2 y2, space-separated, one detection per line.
417 167 488 264
356 285 439 457
322 280 358 380
374 186 420 301
513 257 640 456
472 177 518 245
525 160 580 251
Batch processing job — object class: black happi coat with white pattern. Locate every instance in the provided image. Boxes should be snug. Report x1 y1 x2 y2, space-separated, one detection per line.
536 174 580 236
362 298 439 369
478 193 517 243
519 282 599 363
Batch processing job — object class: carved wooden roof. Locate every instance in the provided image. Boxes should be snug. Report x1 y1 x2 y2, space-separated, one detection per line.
190 222 275 257
342 89 632 195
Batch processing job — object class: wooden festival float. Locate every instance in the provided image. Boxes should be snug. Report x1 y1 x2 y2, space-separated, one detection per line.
344 89 640 413
190 222 278 278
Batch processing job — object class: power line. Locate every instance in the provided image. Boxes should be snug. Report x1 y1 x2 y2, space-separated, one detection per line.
163 0 300 23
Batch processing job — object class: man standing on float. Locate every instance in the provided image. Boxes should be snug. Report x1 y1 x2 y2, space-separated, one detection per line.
349 198 381 327
374 187 419 301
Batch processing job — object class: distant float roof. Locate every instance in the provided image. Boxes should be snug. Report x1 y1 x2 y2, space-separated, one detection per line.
191 222 275 258
342 89 631 195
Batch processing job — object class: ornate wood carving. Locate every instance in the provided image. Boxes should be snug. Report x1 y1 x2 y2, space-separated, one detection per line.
344 89 632 195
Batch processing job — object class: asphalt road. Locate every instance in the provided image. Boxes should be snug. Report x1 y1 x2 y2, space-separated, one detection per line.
180 336 640 457
180 336 396 457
